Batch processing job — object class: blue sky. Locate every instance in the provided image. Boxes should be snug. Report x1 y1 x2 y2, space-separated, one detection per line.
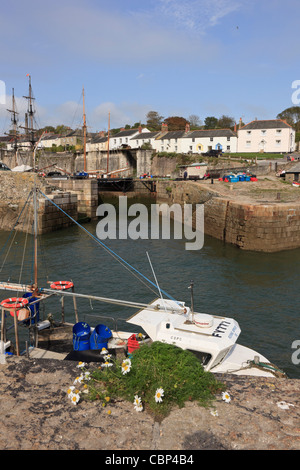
0 0 299 134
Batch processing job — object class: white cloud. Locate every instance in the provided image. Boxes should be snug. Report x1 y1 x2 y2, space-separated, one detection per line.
91 101 151 130
157 0 243 32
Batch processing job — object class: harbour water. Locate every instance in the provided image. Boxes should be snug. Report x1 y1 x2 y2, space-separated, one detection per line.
1 216 299 378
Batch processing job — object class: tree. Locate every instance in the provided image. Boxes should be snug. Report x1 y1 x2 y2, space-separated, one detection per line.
164 116 188 131
277 106 300 131
146 111 164 131
218 115 235 129
188 114 202 128
204 116 218 129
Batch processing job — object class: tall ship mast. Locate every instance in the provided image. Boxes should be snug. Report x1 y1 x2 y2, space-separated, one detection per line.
82 86 87 172
22 74 37 151
6 88 19 157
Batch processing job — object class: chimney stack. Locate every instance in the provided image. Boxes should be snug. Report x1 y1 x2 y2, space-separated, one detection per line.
161 122 168 132
185 122 190 133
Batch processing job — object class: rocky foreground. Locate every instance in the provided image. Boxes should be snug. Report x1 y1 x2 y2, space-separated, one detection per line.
0 356 299 452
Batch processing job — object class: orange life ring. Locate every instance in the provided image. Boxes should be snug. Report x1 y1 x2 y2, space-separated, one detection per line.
0 297 29 310
50 281 74 290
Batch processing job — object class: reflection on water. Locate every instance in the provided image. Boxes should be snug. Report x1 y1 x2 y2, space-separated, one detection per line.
0 219 300 378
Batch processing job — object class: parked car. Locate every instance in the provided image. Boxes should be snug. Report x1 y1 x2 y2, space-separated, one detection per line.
201 149 222 157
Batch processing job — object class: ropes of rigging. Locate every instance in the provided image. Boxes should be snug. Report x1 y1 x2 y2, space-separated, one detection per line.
39 189 176 301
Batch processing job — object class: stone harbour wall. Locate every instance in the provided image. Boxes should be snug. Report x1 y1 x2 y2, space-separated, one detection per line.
55 179 98 220
156 180 300 252
0 356 299 451
37 192 78 234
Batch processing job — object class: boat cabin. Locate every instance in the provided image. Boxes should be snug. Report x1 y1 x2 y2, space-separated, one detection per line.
127 299 241 372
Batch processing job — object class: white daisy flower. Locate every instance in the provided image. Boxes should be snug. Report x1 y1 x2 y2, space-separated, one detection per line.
74 374 84 384
101 361 113 368
100 348 108 355
76 361 87 368
121 358 131 375
70 392 81 405
155 388 164 403
222 391 231 403
134 403 143 412
133 395 141 406
66 386 75 397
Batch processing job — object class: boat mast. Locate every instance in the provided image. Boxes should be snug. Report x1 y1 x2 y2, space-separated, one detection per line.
6 88 19 159
32 132 45 294
23 74 36 151
107 111 110 174
82 87 87 172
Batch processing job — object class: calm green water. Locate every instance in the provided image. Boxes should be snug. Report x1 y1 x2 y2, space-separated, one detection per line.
1 216 300 378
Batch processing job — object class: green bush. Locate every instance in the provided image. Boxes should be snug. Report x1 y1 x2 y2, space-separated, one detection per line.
84 341 224 420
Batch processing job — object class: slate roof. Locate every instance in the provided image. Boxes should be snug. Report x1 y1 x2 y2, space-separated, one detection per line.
112 128 143 138
91 135 108 143
182 129 236 139
285 163 300 173
240 119 292 130
156 130 186 140
131 131 160 140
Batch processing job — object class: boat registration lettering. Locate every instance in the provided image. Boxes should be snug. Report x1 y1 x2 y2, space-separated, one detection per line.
170 335 182 342
212 321 231 338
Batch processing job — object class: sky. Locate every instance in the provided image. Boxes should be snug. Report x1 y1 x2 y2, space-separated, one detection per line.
0 0 300 134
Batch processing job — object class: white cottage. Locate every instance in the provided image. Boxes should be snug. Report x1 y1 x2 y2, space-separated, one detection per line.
180 129 237 154
86 132 108 152
109 127 150 150
130 131 160 149
153 130 186 153
237 119 295 153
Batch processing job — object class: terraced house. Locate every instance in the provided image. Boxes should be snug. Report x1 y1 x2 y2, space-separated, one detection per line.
237 119 296 153
180 129 237 154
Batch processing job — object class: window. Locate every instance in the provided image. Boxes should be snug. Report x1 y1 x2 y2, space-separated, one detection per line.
227 137 230 141
175 146 178 152
261 130 266 135
276 129 282 134
210 137 213 141
227 145 230 150
247 130 251 134
276 140 281 146
246 140 251 147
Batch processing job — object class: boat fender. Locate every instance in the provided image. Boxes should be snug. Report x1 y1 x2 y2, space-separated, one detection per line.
50 281 74 290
